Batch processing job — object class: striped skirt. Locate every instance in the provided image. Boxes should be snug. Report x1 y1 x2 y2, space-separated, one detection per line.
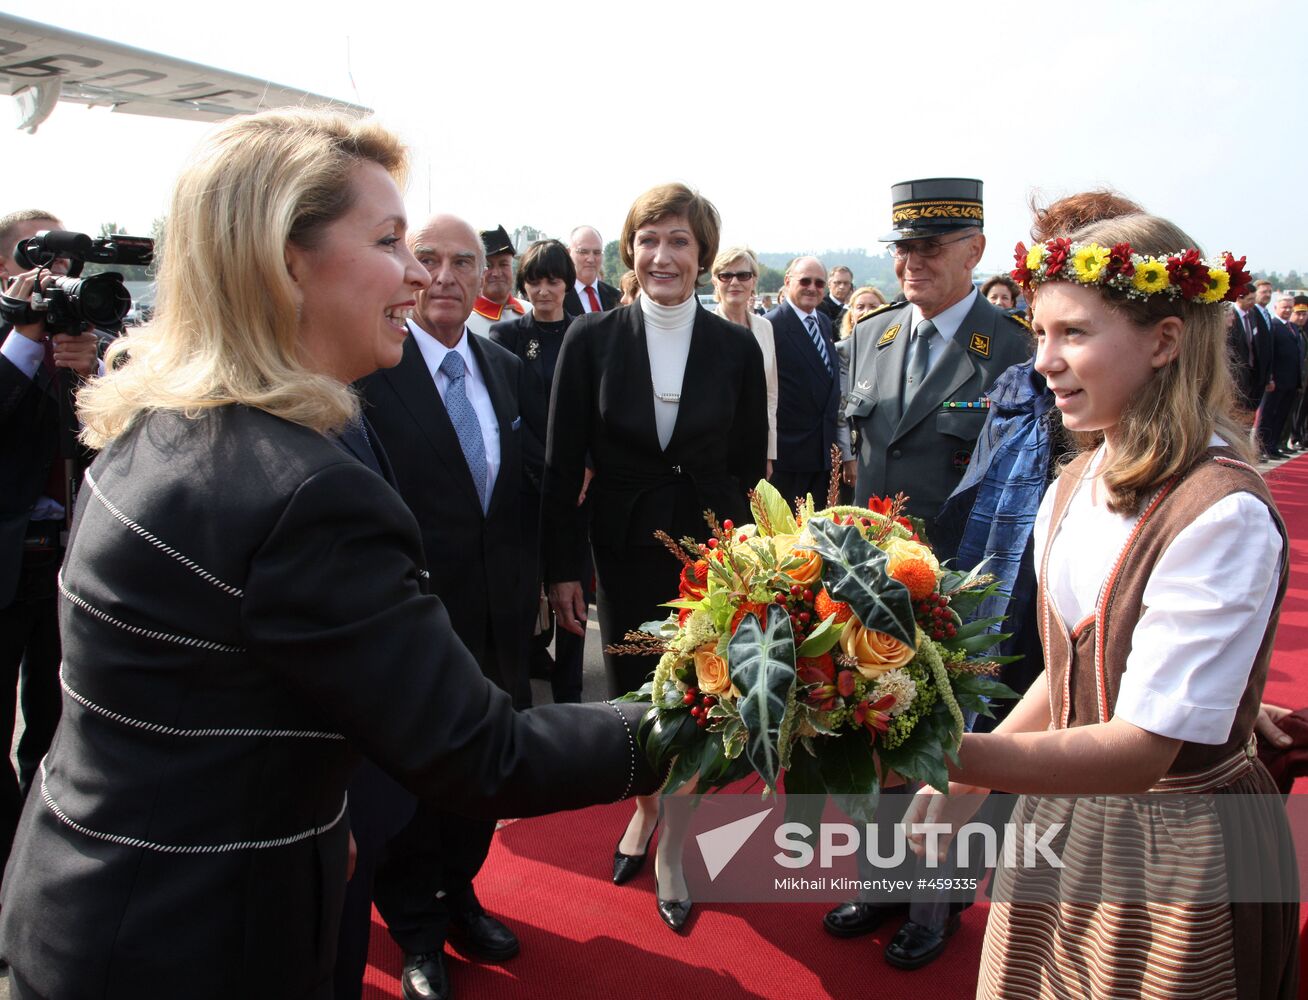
977 746 1299 999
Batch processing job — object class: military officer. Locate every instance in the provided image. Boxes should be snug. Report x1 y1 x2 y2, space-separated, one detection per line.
828 178 1032 972
841 177 1031 547
465 225 531 338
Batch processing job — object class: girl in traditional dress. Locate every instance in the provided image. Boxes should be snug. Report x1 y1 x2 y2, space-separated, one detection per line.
907 210 1299 999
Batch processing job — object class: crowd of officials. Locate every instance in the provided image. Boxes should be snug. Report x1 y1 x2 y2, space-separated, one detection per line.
0 106 1300 1000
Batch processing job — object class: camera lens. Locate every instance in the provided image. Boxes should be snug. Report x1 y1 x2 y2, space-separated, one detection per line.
54 274 132 328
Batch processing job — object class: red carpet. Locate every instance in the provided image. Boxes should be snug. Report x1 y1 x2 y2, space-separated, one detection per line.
361 456 1308 1000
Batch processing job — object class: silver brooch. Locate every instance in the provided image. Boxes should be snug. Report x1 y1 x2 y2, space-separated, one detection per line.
526 339 540 360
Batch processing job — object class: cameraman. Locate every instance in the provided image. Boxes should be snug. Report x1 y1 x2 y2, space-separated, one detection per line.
0 209 103 885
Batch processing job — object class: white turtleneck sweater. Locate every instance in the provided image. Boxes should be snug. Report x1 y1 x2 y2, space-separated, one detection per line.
642 293 697 449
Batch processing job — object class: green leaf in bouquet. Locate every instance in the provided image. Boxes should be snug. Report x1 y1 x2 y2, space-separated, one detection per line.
795 612 847 658
614 680 654 704
947 616 1008 642
939 564 1005 619
949 672 1021 718
663 738 705 794
948 630 1014 657
728 603 798 789
806 519 915 648
816 731 880 824
696 731 745 788
750 479 799 537
723 720 747 760
638 617 681 639
875 718 951 793
639 706 701 775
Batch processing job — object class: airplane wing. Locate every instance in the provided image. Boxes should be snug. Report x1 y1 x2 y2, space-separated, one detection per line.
0 13 370 133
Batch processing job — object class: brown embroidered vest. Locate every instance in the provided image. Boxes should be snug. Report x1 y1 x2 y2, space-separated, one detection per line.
1038 447 1288 775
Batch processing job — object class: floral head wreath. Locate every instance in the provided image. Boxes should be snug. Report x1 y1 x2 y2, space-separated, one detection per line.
1011 238 1252 305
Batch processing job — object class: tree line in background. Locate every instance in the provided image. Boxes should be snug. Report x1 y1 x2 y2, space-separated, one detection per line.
86 220 1305 298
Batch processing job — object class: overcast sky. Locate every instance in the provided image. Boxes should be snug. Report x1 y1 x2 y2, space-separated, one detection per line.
2 0 1304 277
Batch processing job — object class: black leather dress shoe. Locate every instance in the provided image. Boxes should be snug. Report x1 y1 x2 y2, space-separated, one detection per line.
400 952 449 1000
884 913 962 970
448 909 520 962
822 901 901 938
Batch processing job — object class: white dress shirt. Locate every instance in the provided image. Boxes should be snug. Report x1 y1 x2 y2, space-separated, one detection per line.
574 279 605 313
407 320 500 499
1034 438 1281 744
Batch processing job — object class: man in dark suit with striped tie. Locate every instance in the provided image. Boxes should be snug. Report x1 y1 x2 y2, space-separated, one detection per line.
765 255 848 503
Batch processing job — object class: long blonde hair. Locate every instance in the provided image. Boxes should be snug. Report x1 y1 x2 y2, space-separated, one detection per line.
1055 213 1253 513
78 108 407 448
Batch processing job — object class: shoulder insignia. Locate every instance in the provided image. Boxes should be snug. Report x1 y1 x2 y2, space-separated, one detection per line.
862 301 899 320
1006 312 1032 331
968 332 991 358
878 323 901 347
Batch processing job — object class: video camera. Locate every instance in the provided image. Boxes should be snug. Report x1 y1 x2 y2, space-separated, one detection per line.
0 230 154 334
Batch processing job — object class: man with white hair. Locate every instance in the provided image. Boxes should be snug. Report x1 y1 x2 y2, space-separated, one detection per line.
343 213 529 1000
563 225 619 314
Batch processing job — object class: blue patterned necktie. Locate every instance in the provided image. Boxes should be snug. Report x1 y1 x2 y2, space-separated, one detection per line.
804 313 832 374
439 351 489 512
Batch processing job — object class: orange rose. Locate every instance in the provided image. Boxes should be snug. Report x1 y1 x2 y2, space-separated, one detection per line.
840 623 915 679
783 552 823 590
694 644 732 696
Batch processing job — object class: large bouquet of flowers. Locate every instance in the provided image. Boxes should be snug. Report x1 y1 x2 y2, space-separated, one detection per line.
616 480 1016 822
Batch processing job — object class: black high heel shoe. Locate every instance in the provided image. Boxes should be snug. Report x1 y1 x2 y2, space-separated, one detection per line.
654 853 692 932
656 896 692 933
612 820 658 885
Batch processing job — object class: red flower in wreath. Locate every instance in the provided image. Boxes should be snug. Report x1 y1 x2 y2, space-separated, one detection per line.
1106 242 1135 278
1043 238 1071 277
1224 253 1252 301
1011 242 1032 287
1166 249 1209 299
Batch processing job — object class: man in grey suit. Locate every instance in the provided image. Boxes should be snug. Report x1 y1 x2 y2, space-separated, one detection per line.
840 178 1031 539
828 178 1031 970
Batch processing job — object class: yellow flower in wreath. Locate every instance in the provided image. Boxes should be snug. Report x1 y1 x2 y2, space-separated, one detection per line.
1200 268 1230 304
1071 244 1111 283
1132 260 1169 293
1025 244 1047 271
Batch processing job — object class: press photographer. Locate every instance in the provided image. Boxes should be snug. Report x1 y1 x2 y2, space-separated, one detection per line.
0 210 152 893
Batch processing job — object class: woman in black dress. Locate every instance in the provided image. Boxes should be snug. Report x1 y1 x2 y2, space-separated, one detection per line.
490 240 586 703
541 183 767 927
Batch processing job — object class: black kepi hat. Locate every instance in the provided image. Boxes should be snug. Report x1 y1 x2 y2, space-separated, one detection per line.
480 225 516 258
879 177 984 242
